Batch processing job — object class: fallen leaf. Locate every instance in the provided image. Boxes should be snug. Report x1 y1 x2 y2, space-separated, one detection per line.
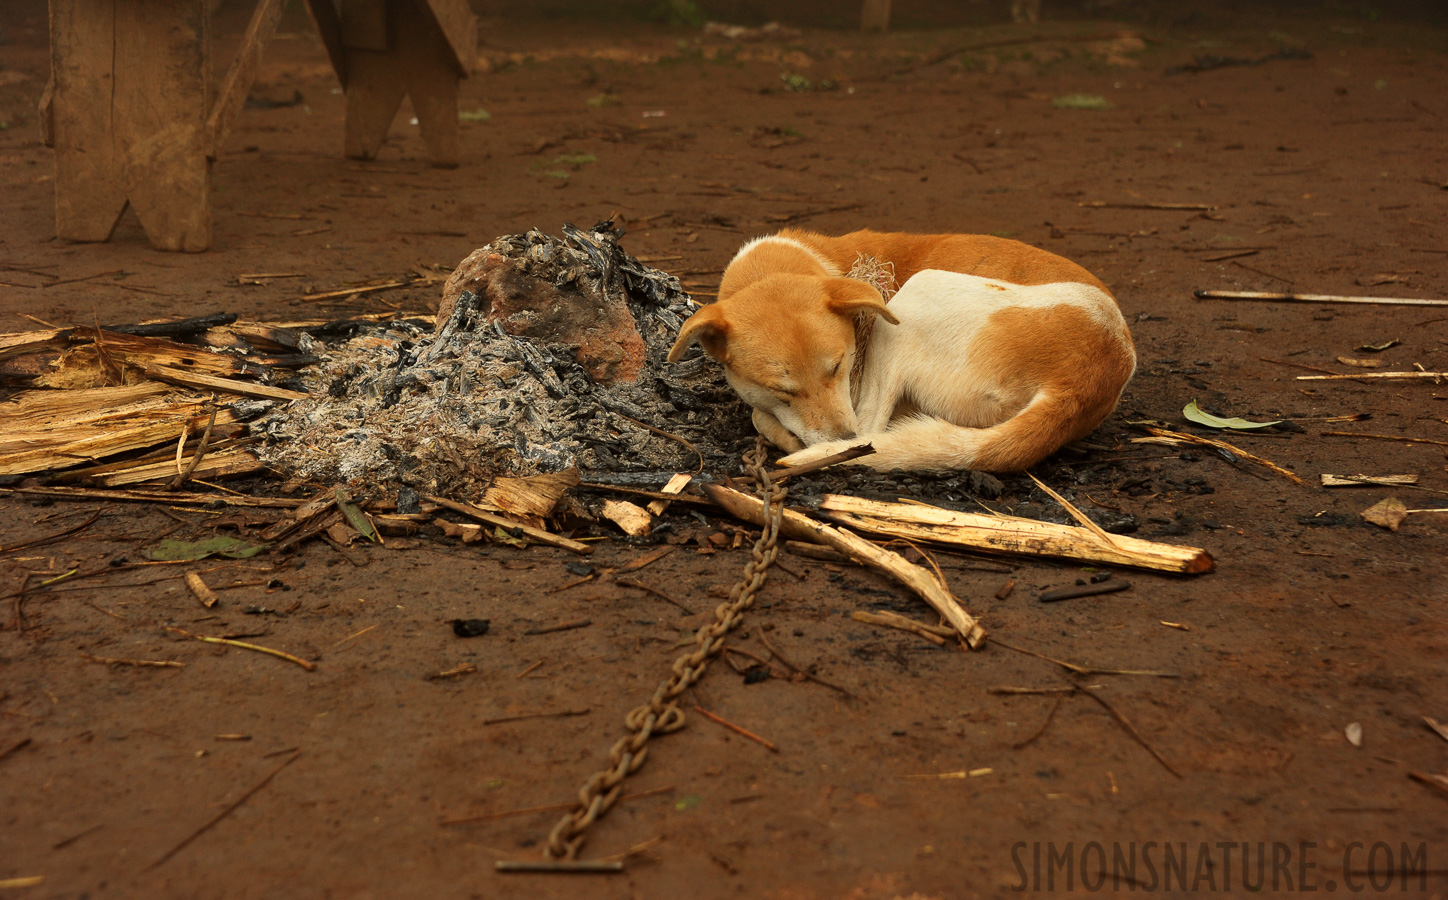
1360 497 1408 531
674 794 702 811
1052 93 1113 110
1336 356 1384 368
1357 339 1401 352
1345 722 1363 747
146 535 268 561
1183 399 1282 430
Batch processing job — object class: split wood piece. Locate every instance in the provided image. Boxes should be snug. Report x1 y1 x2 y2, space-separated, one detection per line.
260 489 339 542
1195 289 1448 308
0 328 69 361
46 429 244 483
602 499 653 537
646 473 692 515
1297 371 1448 381
479 469 579 528
575 482 714 509
426 495 592 555
185 572 218 608
1039 579 1132 603
849 610 949 645
87 449 264 488
784 540 852 564
703 484 986 648
1081 201 1216 211
1321 474 1420 487
0 389 238 477
815 495 1214 575
435 518 483 543
144 365 309 401
274 510 343 553
0 486 303 509
753 442 876 483
1136 426 1304 485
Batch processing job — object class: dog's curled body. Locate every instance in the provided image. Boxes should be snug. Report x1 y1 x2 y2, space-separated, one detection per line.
669 228 1137 473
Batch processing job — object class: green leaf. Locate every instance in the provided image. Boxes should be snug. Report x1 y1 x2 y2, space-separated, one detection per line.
1052 93 1112 110
585 93 619 108
1182 399 1282 430
335 489 379 543
458 108 491 122
145 535 269 561
674 794 702 811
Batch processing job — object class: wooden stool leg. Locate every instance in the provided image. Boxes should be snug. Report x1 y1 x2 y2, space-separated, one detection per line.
48 0 128 242
343 47 408 161
113 0 212 252
397 4 461 169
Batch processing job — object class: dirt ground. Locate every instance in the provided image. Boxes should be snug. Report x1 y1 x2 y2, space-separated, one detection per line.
2 1 1447 897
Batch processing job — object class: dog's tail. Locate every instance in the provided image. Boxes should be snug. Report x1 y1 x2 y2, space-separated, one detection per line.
856 392 1105 473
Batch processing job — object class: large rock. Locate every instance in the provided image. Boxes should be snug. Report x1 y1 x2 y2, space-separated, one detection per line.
438 247 646 385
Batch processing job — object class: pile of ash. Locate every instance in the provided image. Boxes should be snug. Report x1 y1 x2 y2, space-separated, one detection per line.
256 221 753 495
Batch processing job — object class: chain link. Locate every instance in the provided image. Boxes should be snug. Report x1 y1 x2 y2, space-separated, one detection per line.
544 439 786 860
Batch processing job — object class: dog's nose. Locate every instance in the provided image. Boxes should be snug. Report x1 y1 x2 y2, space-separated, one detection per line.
839 430 857 441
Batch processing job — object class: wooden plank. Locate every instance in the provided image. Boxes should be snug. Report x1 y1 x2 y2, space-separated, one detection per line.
112 0 213 251
48 0 128 241
816 495 1214 575
207 0 287 159
143 365 310 401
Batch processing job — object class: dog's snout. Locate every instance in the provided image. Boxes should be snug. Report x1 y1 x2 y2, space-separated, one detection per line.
838 430 858 441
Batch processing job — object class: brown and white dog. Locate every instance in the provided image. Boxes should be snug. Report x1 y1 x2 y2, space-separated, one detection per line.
666 229 1136 472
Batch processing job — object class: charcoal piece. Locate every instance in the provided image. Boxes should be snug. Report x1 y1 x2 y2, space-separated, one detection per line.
743 666 771 685
397 486 421 515
452 618 491 638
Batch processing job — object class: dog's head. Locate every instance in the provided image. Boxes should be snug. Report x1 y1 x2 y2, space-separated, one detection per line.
668 275 898 445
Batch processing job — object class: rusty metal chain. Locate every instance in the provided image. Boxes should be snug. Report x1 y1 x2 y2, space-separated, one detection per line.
543 438 786 860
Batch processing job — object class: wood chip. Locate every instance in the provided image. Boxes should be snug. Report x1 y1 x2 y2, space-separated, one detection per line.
602 499 653 536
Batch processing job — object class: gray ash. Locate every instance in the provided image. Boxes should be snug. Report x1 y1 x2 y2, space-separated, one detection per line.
255 221 752 494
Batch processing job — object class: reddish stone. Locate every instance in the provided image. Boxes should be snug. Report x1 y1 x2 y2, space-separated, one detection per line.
437 247 646 385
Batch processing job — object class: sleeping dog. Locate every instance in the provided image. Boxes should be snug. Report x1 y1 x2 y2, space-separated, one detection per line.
666 229 1136 472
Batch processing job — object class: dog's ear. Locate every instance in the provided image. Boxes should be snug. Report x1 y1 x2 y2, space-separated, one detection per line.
826 278 900 325
668 304 730 362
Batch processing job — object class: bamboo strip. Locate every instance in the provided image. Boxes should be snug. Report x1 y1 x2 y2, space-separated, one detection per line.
703 484 987 648
815 495 1214 575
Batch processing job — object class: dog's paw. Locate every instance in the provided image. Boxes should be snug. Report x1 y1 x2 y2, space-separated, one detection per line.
778 438 859 468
